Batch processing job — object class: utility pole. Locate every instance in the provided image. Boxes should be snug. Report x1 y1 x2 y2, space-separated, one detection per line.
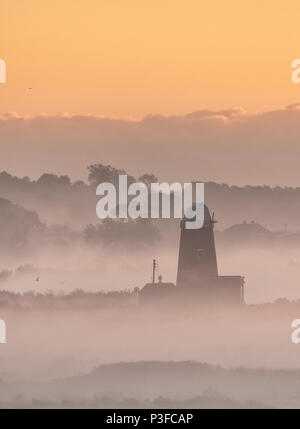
152 259 157 284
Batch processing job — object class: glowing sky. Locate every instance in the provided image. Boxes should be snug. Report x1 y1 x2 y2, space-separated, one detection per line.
1 0 300 116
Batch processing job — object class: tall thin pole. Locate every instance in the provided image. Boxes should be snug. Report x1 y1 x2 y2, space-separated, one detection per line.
152 259 157 284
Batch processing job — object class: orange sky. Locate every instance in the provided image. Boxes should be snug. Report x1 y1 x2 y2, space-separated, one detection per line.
1 0 300 117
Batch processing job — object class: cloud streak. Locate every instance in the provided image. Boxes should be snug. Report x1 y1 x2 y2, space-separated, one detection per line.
1 105 300 186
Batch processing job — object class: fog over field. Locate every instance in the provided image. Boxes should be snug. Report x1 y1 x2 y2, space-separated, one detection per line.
2 237 300 304
1 305 300 408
